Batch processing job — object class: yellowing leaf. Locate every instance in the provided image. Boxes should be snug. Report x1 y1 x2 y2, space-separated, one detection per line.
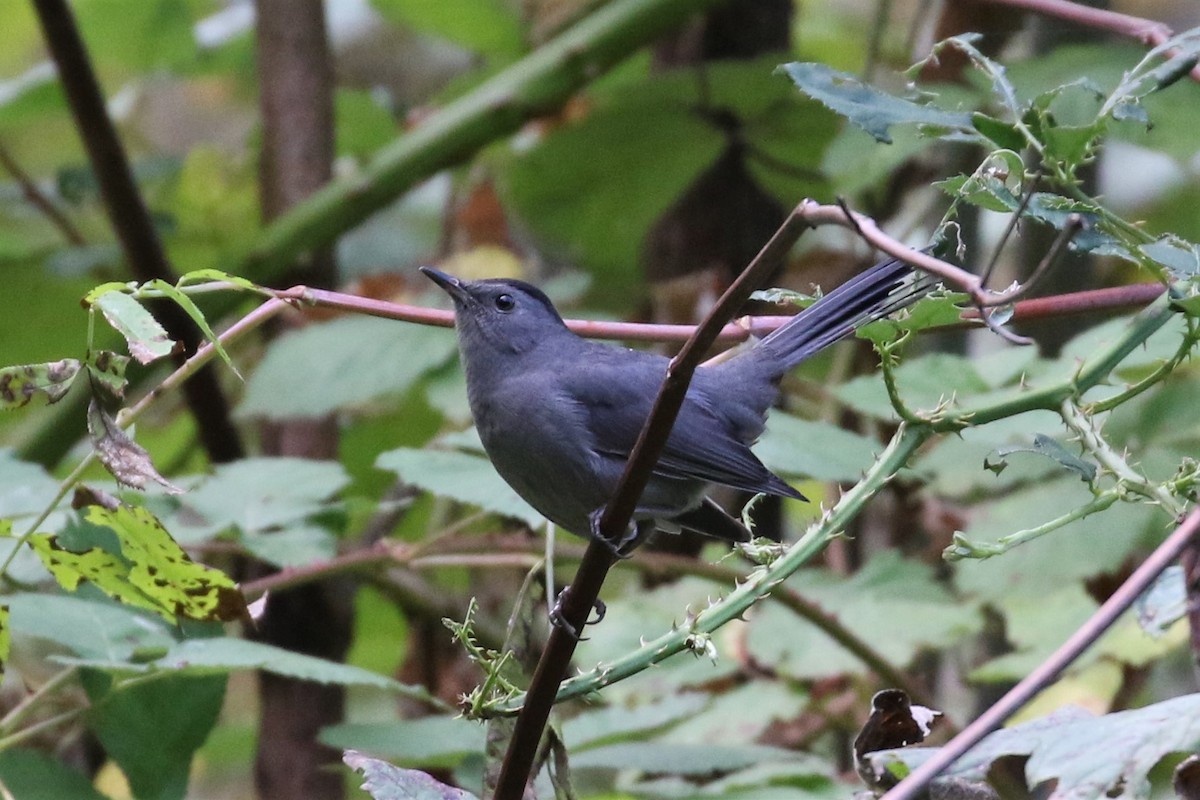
0 359 80 409
30 505 245 624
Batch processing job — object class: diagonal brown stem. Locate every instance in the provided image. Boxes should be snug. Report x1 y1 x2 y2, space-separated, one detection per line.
490 207 813 799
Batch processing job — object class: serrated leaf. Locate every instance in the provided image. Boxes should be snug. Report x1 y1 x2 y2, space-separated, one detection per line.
866 694 1200 800
239 317 458 419
377 447 541 528
31 503 245 624
778 62 973 143
971 112 1026 151
343 751 479 800
91 289 175 364
1141 236 1200 279
0 358 80 409
87 399 182 493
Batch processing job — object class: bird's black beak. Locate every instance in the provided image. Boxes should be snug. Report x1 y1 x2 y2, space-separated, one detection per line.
420 267 469 304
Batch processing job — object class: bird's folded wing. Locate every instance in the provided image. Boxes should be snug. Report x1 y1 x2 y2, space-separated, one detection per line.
562 354 803 500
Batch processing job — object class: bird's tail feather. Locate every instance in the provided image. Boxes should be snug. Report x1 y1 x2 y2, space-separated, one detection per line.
754 255 935 375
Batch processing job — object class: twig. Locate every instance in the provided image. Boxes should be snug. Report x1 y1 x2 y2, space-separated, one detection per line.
979 170 1043 291
975 0 1200 83
879 504 1200 800
277 280 1166 345
491 205 813 799
239 540 403 600
31 0 243 464
0 141 85 245
0 297 289 581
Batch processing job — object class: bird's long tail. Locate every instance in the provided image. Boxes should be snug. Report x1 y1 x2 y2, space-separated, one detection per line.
752 255 935 376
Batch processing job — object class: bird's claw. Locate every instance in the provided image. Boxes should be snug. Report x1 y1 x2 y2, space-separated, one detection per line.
550 587 607 641
587 510 645 559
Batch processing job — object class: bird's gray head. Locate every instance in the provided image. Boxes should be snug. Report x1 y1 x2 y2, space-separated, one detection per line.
420 267 568 356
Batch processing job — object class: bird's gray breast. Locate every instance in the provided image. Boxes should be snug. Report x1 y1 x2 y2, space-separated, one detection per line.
470 371 611 536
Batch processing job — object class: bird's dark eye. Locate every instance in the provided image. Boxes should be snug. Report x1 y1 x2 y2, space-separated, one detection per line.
494 293 516 312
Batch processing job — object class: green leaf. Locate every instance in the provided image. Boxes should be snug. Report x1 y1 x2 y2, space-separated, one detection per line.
72 0 196 76
377 447 541 528
241 526 336 569
172 457 349 539
0 750 109 800
85 671 226 800
934 150 1025 213
502 79 724 291
835 352 991 418
954 478 1157 605
239 317 458 419
6 592 176 661
865 694 1200 799
142 279 239 377
90 289 175 365
336 89 400 159
748 552 979 679
87 400 182 493
971 112 1026 151
1142 236 1200 279
30 503 246 624
993 434 1097 483
322 717 486 766
778 62 974 144
754 412 881 482
563 693 710 750
571 742 800 775
0 359 80 409
67 637 412 692
343 751 479 800
370 0 524 60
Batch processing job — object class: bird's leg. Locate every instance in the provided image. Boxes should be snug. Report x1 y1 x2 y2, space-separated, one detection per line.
587 510 652 558
549 587 606 640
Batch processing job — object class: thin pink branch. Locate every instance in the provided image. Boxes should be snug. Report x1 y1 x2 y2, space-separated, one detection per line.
977 0 1200 83
880 505 1200 800
270 276 1165 347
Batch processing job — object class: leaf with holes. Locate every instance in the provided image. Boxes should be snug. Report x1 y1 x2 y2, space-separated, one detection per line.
30 503 246 624
87 400 181 493
779 62 974 144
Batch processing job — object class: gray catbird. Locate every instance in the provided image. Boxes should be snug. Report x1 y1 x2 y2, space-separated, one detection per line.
422 257 929 554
